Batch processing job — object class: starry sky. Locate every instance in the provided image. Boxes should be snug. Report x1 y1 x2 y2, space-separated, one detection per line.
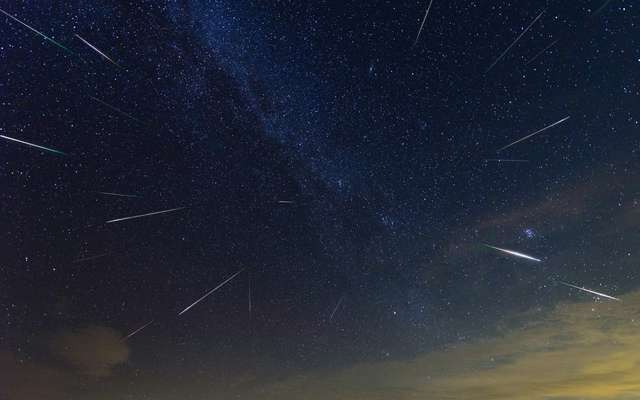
1 1 639 399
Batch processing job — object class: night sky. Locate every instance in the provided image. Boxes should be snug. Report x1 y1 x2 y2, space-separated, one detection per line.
2 1 640 399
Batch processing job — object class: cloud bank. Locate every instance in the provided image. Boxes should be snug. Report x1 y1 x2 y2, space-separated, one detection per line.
248 291 640 399
50 325 129 377
2 325 128 400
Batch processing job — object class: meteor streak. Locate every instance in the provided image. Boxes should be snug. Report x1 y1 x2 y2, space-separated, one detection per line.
75 34 119 66
0 134 67 156
248 273 252 319
486 9 545 73
96 191 140 198
412 0 435 47
178 269 245 316
484 158 529 163
106 207 185 224
525 39 558 65
278 200 295 204
0 7 72 54
123 320 154 340
483 244 542 262
592 0 614 17
73 253 108 264
89 96 142 123
497 116 570 152
558 281 621 301
329 295 345 322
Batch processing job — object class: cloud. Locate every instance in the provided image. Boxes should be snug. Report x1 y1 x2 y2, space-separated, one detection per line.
238 172 640 400
0 350 76 400
247 291 640 399
442 173 626 254
50 325 129 378
1 325 128 400
417 172 640 316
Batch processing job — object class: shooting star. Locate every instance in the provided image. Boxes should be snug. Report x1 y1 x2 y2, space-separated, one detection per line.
498 116 570 152
278 200 295 204
89 96 142 123
96 191 140 198
75 34 119 66
73 253 108 264
484 158 530 163
592 0 614 17
412 0 435 47
178 269 245 316
0 7 72 54
0 134 67 156
248 273 252 319
483 244 542 262
558 281 621 301
486 9 545 73
106 207 185 224
123 320 154 340
329 295 345 322
525 39 558 65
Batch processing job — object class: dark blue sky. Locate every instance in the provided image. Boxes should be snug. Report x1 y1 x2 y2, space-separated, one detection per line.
1 1 639 399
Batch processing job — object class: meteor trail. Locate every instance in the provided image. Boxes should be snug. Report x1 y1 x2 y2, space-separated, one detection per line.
497 116 570 152
486 9 545 73
483 244 542 262
558 281 621 301
123 320 154 340
329 295 345 322
0 134 67 156
525 39 558 66
248 273 252 319
89 96 142 123
278 200 295 204
75 34 119 66
0 7 72 54
412 0 435 47
484 158 529 163
96 191 140 198
106 207 185 224
178 269 245 316
592 0 614 17
73 253 108 264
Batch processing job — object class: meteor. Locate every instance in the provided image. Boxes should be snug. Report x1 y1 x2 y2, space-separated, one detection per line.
558 281 621 301
497 116 570 152
0 7 72 54
75 34 119 66
412 0 435 47
178 269 245 316
248 273 252 320
525 39 558 66
592 0 614 17
486 9 545 73
89 96 142 123
483 244 542 262
248 282 252 313
73 253 108 264
96 191 140 198
329 295 345 322
484 158 529 163
106 207 185 224
278 200 295 204
123 320 154 340
0 134 67 156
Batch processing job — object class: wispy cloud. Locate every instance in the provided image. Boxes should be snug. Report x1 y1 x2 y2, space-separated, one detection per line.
247 291 640 399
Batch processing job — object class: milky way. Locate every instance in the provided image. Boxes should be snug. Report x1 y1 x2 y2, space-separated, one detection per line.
1 1 638 399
